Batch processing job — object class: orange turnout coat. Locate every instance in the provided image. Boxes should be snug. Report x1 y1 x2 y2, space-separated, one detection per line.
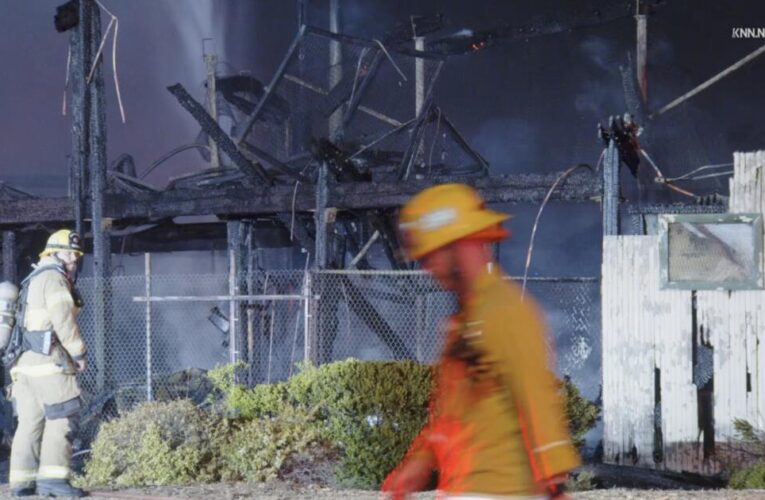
399 270 580 496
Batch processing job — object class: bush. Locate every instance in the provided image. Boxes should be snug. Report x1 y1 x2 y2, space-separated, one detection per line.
83 398 329 487
562 375 600 450
86 362 600 489
220 405 332 483
727 418 765 488
730 461 765 489
83 400 226 486
210 359 432 489
210 359 598 489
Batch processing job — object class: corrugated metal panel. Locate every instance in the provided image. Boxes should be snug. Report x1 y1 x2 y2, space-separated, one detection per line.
603 236 660 467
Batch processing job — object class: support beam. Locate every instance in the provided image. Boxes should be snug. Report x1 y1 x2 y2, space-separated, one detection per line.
69 0 91 236
314 162 329 269
88 0 111 391
0 171 601 227
167 84 271 184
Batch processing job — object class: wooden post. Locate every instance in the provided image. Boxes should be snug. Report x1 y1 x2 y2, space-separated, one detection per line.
88 0 111 391
70 0 91 236
315 162 329 269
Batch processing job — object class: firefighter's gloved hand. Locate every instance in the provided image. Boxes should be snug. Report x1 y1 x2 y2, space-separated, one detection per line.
381 457 431 500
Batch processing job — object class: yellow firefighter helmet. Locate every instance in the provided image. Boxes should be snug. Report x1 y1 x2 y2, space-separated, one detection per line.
398 183 510 260
39 229 84 258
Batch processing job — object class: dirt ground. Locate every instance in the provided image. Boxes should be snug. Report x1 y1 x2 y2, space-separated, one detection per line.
1 483 765 500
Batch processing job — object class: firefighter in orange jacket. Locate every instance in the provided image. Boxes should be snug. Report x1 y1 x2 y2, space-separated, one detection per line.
383 184 580 499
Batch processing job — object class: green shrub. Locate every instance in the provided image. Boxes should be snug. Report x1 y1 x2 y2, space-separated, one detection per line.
211 359 598 489
220 405 332 482
730 461 765 489
210 359 431 488
562 376 600 450
726 419 765 488
83 400 225 486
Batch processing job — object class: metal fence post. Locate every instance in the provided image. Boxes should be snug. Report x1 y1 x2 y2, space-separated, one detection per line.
303 270 312 364
228 249 237 364
415 293 424 362
144 253 152 401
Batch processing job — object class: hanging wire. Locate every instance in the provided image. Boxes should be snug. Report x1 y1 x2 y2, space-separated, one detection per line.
290 163 317 241
140 144 211 180
89 0 126 123
639 149 696 197
521 163 593 300
662 162 734 182
62 44 72 115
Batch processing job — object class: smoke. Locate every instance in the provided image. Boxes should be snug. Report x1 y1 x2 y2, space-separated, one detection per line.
579 35 617 72
573 36 626 117
469 118 540 174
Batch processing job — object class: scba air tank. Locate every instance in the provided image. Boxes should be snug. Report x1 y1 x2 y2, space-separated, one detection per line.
0 281 19 350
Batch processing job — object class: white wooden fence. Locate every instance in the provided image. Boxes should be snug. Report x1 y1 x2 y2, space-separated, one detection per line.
602 151 765 474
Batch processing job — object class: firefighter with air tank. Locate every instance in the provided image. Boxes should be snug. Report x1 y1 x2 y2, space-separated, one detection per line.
1 230 87 497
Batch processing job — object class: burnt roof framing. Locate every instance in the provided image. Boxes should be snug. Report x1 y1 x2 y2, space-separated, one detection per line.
0 170 601 228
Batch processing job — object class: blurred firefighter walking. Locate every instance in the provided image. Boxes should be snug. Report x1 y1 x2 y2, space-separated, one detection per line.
383 184 580 499
7 230 87 498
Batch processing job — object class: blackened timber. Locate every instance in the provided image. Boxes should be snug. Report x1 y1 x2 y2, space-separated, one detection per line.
106 171 599 217
314 162 329 269
70 0 91 236
0 198 74 225
89 0 111 391
0 171 600 227
240 141 311 182
167 84 272 184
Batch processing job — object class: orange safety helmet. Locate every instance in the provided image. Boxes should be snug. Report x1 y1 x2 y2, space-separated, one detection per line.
398 183 510 260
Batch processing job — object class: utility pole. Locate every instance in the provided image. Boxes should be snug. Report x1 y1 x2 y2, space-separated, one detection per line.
636 0 648 104
204 39 221 169
328 0 343 141
414 21 426 171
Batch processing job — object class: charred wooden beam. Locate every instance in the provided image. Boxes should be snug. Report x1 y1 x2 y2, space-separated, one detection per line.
88 0 112 392
167 84 272 184
0 171 600 227
240 140 310 182
0 198 74 225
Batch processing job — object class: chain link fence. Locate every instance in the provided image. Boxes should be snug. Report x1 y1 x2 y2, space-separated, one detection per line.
71 269 599 442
